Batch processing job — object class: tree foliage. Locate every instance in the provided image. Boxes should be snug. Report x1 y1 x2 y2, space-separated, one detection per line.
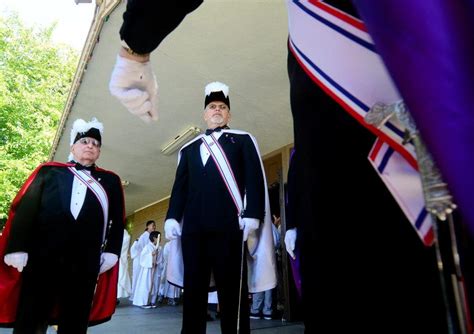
0 13 79 228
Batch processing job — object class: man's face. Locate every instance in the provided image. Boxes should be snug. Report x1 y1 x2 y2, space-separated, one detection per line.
70 137 101 165
204 102 231 129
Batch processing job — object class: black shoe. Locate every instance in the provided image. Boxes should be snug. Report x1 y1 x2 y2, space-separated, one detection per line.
206 313 215 321
263 314 272 320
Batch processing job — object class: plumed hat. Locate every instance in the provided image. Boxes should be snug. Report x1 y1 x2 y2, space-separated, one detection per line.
70 117 104 146
204 81 230 109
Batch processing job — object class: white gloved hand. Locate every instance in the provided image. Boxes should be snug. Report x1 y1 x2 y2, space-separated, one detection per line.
240 217 259 242
109 55 159 123
4 252 28 272
99 252 118 274
164 219 182 240
284 228 297 260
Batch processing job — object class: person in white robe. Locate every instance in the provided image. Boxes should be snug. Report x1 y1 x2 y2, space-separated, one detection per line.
130 220 156 299
132 231 163 308
117 229 132 299
129 238 139 300
158 241 181 305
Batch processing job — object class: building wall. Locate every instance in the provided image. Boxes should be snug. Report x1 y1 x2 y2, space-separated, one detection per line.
263 143 293 185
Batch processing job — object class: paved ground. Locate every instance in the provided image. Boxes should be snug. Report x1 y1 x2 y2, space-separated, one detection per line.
0 299 304 333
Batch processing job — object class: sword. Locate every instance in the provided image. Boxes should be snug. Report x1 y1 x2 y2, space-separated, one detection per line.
366 101 471 334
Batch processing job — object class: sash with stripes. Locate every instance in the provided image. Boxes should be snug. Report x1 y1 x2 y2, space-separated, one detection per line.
68 167 109 243
201 134 244 215
287 0 417 167
368 139 433 246
288 1 434 245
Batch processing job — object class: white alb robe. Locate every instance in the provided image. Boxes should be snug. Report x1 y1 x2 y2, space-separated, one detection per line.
117 229 132 298
130 230 150 299
132 242 163 306
158 241 181 299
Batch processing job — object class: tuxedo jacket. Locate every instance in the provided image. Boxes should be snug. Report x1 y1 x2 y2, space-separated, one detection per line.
166 132 265 235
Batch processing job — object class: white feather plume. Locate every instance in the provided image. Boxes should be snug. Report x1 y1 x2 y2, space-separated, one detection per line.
205 81 229 97
69 117 104 146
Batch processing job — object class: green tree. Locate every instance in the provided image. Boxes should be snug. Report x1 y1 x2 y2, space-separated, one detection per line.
0 13 78 229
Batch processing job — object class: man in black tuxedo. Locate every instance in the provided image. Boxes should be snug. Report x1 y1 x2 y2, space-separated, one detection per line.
164 82 276 334
0 118 125 333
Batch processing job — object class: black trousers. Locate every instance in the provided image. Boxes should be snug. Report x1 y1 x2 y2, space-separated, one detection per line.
181 230 249 334
13 251 99 334
287 48 447 334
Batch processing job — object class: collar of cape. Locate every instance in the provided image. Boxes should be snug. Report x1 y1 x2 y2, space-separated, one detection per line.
41 161 105 173
179 129 251 152
41 161 114 175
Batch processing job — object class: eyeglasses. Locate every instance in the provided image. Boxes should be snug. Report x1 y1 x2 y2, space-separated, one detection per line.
78 137 101 147
206 103 229 111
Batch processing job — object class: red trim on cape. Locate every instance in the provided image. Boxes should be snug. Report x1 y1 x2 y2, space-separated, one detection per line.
0 162 120 326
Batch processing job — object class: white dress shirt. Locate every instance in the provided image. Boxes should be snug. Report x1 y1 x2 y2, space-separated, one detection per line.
70 170 90 219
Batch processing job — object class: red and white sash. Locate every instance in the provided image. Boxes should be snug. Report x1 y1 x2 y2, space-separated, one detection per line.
287 0 416 167
369 139 433 246
201 134 243 215
68 167 109 242
288 1 433 246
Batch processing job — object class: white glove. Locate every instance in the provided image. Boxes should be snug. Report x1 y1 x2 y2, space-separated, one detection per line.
99 252 118 274
284 228 297 260
164 219 182 240
240 217 259 242
109 55 159 123
4 252 28 272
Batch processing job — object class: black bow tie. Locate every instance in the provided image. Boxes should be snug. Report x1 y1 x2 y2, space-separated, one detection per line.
75 163 95 171
205 126 229 136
